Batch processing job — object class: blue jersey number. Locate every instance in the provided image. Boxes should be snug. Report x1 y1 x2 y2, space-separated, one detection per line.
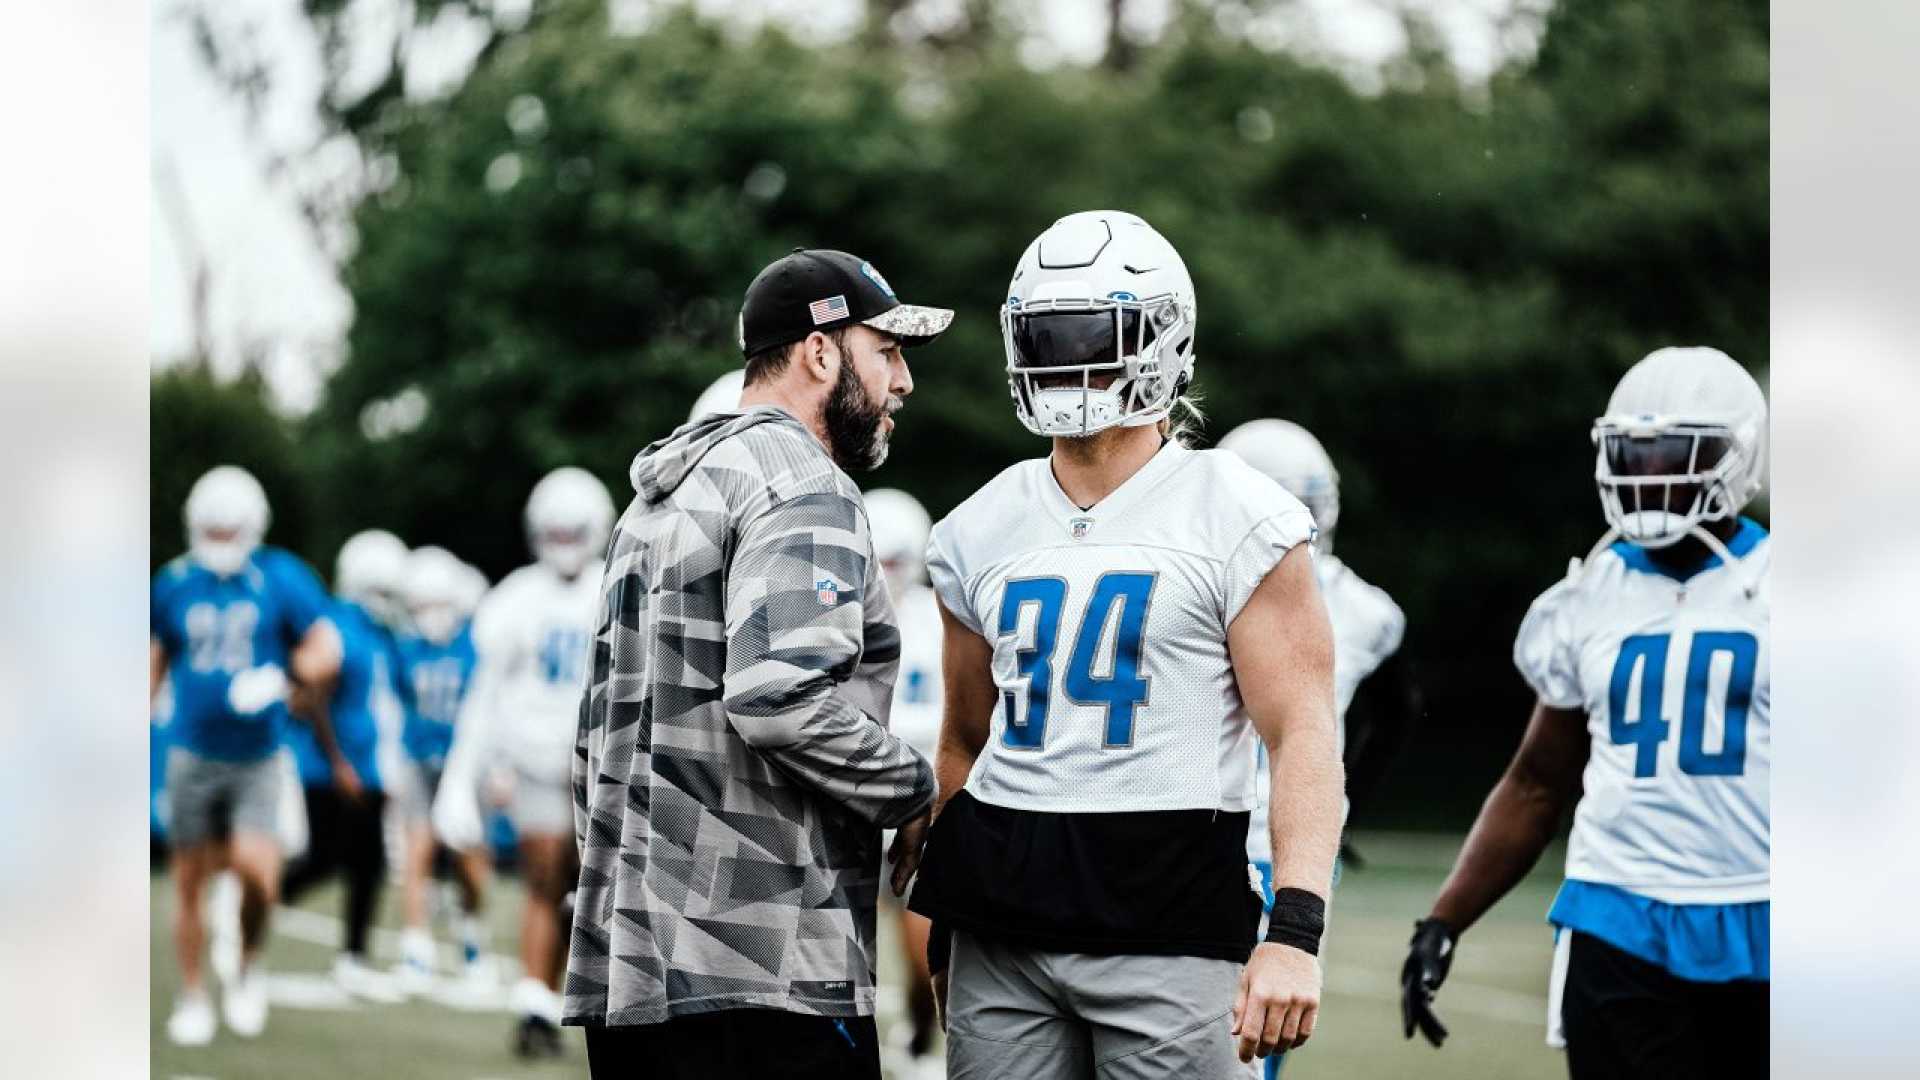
1608 631 1758 778
998 573 1156 750
184 601 258 674
538 628 589 685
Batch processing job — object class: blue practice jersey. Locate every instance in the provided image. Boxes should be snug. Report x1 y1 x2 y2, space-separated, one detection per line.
150 547 329 762
288 599 407 791
395 626 478 770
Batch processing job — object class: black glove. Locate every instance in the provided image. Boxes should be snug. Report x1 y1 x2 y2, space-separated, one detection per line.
1400 917 1455 1047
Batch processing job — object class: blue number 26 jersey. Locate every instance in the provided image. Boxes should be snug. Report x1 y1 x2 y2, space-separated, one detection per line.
150 547 329 763
1515 518 1771 904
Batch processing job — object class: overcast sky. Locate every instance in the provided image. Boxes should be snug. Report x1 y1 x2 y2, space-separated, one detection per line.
150 0 1533 414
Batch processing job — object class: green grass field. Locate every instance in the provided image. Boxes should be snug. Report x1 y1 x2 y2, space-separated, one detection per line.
152 832 1567 1079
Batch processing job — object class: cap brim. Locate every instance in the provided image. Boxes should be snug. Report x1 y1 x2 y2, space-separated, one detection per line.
863 303 955 348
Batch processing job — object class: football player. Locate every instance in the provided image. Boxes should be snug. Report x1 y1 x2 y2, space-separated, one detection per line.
688 368 746 424
392 545 491 993
865 486 944 1066
151 466 338 1044
1217 418 1409 1078
1400 347 1770 1077
903 211 1345 1076
436 467 613 1057
281 528 411 1002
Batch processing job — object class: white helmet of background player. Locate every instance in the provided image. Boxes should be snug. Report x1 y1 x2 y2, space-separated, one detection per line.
688 369 746 425
404 545 470 645
1592 346 1767 550
864 488 932 599
1002 210 1198 438
526 467 615 579
184 465 271 577
336 528 410 626
1216 419 1340 552
456 561 490 616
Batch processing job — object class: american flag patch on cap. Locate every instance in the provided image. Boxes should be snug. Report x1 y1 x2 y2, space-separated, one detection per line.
809 294 851 325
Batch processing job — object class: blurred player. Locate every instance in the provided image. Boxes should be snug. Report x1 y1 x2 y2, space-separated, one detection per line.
437 467 613 1057
282 528 410 1002
392 545 492 993
1217 420 1411 857
1401 347 1770 1076
865 486 944 1068
905 211 1344 1076
688 367 746 423
1217 418 1408 1078
151 466 337 1045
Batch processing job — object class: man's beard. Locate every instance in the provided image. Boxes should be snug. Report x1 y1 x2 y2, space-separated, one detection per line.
825 360 891 471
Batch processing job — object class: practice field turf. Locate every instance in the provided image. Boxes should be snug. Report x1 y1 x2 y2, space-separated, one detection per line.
151 831 1567 1079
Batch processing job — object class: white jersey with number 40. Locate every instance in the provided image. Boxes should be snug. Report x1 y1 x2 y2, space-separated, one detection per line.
1515 523 1771 903
927 442 1316 814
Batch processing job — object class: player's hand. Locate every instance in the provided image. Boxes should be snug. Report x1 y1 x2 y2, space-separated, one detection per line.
1399 917 1455 1047
227 664 289 717
332 758 366 804
1233 941 1321 1061
887 810 932 897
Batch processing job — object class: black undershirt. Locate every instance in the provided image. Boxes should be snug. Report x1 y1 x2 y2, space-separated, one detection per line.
907 790 1263 962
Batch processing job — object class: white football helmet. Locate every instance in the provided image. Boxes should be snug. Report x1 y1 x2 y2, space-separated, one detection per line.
1592 346 1767 551
1216 419 1340 550
404 545 470 645
688 369 746 425
456 561 490 616
184 465 271 577
864 487 932 597
336 529 410 625
1001 210 1197 437
526 467 615 579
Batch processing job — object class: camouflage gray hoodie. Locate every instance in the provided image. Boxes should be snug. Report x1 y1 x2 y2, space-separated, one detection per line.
564 405 936 1027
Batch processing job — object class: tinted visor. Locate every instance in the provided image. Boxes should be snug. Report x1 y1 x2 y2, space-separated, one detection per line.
1602 430 1729 477
1010 310 1156 370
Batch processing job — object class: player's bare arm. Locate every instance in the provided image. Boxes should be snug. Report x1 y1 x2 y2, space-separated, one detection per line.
151 638 168 705
288 617 360 802
1228 542 1343 1061
1401 697 1588 1045
889 595 991 898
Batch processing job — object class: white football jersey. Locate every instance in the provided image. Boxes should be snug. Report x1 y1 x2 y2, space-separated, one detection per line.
889 583 944 759
927 442 1316 814
1515 523 1770 903
467 562 601 784
1246 553 1404 863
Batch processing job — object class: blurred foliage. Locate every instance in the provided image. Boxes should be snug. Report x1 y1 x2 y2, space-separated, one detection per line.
152 363 316 567
155 0 1767 823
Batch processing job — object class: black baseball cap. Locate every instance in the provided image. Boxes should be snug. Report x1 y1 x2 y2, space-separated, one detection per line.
738 248 954 357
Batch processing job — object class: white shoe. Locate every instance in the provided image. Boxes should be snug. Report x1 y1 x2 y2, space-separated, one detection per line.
395 928 436 995
222 964 269 1038
208 873 243 985
333 952 405 1004
167 991 217 1046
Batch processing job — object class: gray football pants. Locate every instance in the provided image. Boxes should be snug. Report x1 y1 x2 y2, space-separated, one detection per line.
946 930 1246 1080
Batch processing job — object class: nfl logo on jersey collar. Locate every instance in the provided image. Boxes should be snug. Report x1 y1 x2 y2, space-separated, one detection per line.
1069 516 1094 540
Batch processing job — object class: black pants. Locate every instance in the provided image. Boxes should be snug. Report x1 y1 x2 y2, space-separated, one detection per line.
584 1009 879 1080
282 785 388 957
1562 931 1769 1079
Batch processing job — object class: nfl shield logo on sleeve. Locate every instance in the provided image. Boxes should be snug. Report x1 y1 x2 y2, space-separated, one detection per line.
816 579 839 606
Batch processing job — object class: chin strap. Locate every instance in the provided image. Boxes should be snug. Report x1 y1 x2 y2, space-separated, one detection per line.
1575 524 1760 600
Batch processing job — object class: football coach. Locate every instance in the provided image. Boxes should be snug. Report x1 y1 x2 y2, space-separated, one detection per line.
563 249 953 1079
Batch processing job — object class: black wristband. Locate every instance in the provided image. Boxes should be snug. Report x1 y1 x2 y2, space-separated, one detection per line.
1263 887 1327 956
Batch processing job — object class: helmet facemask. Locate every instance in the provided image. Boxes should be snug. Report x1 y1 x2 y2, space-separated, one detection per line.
1592 419 1746 549
1003 294 1194 438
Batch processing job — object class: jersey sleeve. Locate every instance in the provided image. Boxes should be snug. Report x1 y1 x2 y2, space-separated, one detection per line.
1219 507 1318 627
924 526 980 637
1346 575 1407 680
1513 574 1584 709
263 550 331 641
150 569 177 648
